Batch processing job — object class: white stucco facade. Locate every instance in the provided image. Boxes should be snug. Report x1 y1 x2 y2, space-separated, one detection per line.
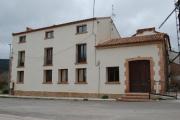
97 44 161 94
11 17 166 98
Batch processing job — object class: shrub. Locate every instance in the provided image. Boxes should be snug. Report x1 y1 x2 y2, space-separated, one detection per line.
101 95 109 99
2 89 9 94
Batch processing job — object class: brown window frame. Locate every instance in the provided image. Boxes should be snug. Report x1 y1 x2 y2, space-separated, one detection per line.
45 31 54 39
58 69 68 84
76 25 87 34
18 51 25 67
17 71 24 84
76 68 87 84
44 70 52 84
19 36 26 43
76 44 87 64
44 48 53 66
107 67 119 83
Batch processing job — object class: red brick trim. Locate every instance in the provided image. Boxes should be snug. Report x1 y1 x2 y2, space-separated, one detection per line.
157 44 166 93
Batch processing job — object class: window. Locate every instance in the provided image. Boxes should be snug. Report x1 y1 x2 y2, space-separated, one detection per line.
76 25 87 34
59 69 68 83
18 51 25 67
107 67 119 83
45 31 54 39
77 44 87 63
17 71 24 83
19 36 26 43
76 68 86 83
44 70 52 83
44 48 53 66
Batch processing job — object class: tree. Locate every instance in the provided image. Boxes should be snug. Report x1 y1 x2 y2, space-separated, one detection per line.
0 72 8 90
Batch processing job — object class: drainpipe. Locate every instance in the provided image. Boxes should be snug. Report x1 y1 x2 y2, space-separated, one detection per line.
97 61 101 97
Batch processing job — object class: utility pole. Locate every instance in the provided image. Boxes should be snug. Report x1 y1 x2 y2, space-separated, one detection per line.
112 5 116 18
8 44 12 95
92 0 96 34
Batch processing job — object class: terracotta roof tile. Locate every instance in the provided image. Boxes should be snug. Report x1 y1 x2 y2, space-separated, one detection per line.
96 33 167 48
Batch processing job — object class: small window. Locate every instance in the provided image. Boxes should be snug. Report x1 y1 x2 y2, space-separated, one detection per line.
18 51 25 67
76 68 86 83
44 48 53 66
17 71 24 83
19 36 26 43
107 67 119 83
44 70 52 83
76 44 87 63
45 31 54 39
76 25 87 34
59 69 68 84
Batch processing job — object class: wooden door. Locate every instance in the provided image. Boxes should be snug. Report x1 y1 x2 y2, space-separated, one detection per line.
129 60 150 93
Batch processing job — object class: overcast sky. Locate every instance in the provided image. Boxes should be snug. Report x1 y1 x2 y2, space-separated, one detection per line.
0 0 178 59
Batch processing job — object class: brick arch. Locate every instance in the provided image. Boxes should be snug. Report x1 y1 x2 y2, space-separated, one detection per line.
124 57 155 93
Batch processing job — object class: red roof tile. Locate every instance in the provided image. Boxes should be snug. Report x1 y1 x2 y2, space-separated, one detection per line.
96 33 167 48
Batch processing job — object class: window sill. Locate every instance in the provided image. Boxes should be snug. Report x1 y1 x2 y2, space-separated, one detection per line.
44 37 54 40
75 62 87 65
18 42 26 44
16 82 24 84
43 64 53 67
105 82 120 84
17 66 25 68
75 82 87 84
58 82 69 84
43 82 53 84
76 31 88 35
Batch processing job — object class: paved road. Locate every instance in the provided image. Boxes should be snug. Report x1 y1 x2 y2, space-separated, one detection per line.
0 114 50 120
0 98 179 120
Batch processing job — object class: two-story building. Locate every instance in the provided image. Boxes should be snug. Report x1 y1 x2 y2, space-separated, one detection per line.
11 17 170 98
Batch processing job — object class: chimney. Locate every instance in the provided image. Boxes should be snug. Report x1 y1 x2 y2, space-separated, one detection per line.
26 27 33 31
136 27 155 34
133 27 158 36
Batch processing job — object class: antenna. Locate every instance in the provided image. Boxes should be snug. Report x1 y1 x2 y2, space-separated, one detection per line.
112 5 116 18
92 0 96 34
93 0 95 18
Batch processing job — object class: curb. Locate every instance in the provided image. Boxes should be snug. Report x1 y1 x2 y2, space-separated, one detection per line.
0 94 116 101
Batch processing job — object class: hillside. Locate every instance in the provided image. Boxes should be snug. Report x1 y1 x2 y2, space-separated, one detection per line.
0 59 9 73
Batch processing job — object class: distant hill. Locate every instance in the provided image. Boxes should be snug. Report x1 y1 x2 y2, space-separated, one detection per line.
0 59 9 74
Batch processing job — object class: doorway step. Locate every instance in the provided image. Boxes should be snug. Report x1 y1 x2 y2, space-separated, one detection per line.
118 93 150 102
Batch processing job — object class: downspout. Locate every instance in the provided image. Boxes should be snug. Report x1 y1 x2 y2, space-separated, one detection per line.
97 61 101 97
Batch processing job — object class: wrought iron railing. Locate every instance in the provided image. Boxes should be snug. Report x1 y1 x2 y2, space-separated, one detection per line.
149 81 178 99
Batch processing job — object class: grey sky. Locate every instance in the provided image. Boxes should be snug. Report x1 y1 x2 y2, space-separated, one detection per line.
0 0 178 59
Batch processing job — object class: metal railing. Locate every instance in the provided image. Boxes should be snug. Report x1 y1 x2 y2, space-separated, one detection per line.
149 81 178 100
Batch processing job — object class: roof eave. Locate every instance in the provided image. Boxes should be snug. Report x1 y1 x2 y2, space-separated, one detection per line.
12 17 111 36
96 40 163 49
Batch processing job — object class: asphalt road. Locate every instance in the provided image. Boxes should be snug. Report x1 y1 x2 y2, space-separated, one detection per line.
0 98 179 120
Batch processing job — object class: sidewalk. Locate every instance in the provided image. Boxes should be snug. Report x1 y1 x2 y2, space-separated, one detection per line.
178 93 180 99
0 94 116 101
0 114 50 120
